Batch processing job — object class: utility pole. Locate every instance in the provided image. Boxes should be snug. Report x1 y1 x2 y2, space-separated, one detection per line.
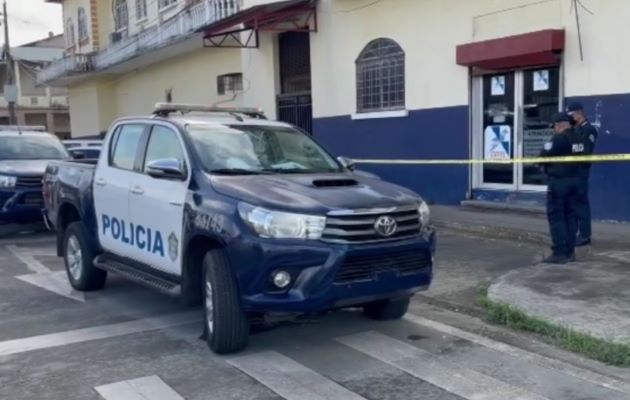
2 0 17 125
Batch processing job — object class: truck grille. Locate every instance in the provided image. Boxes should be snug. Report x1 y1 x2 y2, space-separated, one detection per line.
322 205 420 244
335 249 431 284
16 175 43 189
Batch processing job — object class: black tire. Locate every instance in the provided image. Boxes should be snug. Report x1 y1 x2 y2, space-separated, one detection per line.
63 222 107 291
363 296 410 320
202 249 249 354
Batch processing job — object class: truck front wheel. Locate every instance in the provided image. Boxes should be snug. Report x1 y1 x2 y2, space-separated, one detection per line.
363 296 410 320
202 249 249 354
63 222 107 291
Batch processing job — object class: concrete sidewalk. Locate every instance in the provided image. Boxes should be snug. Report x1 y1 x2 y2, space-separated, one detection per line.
432 204 630 346
488 253 630 344
431 204 630 248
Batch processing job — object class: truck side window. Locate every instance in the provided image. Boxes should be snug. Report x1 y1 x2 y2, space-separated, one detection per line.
111 124 145 170
143 125 185 171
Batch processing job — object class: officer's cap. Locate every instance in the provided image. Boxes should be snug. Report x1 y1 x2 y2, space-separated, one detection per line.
550 112 572 127
567 101 584 114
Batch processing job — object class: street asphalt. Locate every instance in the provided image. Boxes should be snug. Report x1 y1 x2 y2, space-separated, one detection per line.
1 229 629 400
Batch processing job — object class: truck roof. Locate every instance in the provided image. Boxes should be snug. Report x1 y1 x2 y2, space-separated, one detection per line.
160 114 294 128
113 102 296 130
0 127 55 137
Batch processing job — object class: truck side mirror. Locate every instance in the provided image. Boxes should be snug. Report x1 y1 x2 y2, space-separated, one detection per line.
146 158 187 181
337 156 356 171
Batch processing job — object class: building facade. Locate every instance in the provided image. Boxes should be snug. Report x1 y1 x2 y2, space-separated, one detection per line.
2 34 71 138
40 0 630 222
43 0 246 137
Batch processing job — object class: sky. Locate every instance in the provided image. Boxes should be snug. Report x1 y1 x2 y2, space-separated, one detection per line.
1 0 63 46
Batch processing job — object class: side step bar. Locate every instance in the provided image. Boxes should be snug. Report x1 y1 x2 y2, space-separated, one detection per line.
94 255 181 297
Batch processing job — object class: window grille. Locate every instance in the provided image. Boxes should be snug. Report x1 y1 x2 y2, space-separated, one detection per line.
356 38 405 113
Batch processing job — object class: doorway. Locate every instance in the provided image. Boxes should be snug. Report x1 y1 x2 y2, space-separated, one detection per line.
472 66 562 191
276 31 313 133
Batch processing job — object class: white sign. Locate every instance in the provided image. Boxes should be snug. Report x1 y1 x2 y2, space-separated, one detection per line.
491 76 506 96
484 125 512 160
533 70 549 92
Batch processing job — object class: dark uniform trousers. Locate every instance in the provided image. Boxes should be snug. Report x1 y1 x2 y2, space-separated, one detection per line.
576 169 591 240
547 176 580 256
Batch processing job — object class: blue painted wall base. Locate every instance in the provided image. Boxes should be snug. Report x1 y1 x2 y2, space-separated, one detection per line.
313 93 630 222
313 106 470 205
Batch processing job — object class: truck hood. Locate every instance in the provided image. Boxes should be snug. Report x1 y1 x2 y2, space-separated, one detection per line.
0 160 57 176
210 173 422 214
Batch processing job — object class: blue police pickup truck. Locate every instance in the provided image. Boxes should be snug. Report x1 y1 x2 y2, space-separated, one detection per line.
1 126 70 226
43 104 435 354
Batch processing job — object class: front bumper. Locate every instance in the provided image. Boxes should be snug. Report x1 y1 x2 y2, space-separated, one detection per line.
0 188 45 225
227 229 436 313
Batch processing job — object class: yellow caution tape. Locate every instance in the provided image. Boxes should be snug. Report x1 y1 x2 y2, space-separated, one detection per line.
354 153 630 165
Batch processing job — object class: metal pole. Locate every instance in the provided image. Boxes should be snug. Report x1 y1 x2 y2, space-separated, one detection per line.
3 0 16 124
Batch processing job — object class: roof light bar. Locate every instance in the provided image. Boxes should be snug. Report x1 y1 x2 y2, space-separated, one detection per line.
153 103 265 119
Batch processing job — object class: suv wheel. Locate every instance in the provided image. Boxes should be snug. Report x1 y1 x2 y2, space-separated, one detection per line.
202 249 249 354
63 222 107 291
363 296 410 320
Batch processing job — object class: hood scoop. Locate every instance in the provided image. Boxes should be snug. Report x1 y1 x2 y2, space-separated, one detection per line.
312 178 359 188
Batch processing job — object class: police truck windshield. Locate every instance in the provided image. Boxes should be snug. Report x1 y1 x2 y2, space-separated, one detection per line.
0 135 69 160
187 124 342 174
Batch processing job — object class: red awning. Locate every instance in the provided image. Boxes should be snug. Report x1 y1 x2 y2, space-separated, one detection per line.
456 29 565 71
201 0 316 48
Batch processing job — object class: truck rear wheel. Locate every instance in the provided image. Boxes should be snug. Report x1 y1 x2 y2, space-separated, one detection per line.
363 297 410 320
63 222 107 291
202 249 249 354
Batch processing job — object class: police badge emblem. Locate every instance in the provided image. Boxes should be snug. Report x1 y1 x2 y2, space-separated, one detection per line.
168 232 178 262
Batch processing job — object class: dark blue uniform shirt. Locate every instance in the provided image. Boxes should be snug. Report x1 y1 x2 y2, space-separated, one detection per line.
540 128 586 178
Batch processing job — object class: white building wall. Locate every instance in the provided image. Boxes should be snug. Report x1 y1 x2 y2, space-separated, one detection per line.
114 47 242 116
307 0 630 119
240 32 281 119
68 46 242 136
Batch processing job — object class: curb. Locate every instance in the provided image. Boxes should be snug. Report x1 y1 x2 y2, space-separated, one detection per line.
434 221 549 246
434 220 628 248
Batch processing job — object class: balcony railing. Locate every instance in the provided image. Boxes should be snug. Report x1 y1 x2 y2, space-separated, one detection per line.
38 0 240 84
38 53 94 83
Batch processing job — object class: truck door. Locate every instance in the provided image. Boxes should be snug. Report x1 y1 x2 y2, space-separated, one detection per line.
127 123 189 276
93 123 147 257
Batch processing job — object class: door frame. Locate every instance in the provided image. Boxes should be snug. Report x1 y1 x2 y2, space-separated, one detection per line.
471 65 564 193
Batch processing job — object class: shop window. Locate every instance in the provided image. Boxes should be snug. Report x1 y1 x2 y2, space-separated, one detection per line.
356 38 405 113
78 8 89 42
217 73 243 95
114 0 129 32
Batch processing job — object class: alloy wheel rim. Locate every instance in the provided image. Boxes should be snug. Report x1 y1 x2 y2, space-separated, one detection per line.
67 235 83 281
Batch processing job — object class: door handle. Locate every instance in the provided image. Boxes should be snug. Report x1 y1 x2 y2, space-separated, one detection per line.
130 186 144 195
169 200 183 206
95 177 107 187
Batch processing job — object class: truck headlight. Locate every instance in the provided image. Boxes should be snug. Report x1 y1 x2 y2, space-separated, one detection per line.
419 200 430 227
0 175 17 188
238 202 326 240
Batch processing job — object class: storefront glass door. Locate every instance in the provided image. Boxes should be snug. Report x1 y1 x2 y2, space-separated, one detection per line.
473 67 561 191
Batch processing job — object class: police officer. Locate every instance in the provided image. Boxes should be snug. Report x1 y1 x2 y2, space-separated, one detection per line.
567 102 598 246
539 112 586 264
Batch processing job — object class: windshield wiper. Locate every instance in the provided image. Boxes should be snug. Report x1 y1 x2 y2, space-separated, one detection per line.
262 168 339 174
209 168 264 175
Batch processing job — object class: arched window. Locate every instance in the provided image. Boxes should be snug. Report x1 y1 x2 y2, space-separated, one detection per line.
356 38 405 113
78 7 89 41
113 0 129 32
66 18 76 48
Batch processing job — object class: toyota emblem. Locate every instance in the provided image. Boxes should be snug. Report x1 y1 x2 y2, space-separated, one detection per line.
374 215 398 237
